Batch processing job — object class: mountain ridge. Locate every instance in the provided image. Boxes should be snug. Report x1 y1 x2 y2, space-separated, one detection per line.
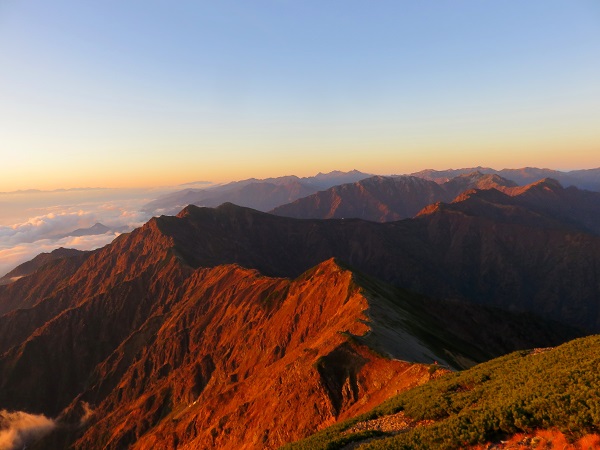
411 166 600 191
270 172 518 222
142 202 600 332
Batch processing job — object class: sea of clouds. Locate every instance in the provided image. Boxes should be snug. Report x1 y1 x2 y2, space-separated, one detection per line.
0 410 55 450
0 189 160 277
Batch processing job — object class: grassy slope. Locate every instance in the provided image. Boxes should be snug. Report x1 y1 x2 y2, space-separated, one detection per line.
283 335 600 450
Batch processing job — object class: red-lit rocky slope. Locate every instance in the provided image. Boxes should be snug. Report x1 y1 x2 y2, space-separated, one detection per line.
0 204 582 450
0 248 89 315
69 260 446 450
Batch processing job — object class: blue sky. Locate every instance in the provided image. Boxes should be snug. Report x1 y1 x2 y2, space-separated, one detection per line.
1 1 599 189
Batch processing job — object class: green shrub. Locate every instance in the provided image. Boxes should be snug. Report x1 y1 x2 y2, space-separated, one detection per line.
284 335 600 450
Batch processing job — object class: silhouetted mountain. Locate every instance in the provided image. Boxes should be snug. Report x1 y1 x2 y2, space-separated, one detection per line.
67 223 110 237
567 167 600 190
271 172 517 222
167 180 316 212
143 170 371 215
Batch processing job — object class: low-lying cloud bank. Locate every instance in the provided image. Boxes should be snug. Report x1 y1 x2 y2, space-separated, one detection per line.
0 233 118 278
0 410 55 450
0 200 153 277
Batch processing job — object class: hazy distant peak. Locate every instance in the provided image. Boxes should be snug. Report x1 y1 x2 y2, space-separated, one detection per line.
313 169 363 177
452 187 511 204
68 223 111 237
175 204 202 218
530 177 563 189
508 177 564 196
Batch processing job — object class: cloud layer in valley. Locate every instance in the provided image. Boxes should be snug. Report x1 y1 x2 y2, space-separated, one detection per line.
0 410 55 450
0 197 154 277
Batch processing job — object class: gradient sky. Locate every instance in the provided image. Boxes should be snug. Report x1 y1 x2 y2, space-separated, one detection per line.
1 0 599 190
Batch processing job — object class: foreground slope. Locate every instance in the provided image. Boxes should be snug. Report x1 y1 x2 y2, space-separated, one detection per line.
285 334 600 450
68 260 446 450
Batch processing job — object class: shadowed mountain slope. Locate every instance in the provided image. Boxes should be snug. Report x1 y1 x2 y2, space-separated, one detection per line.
421 178 600 236
151 202 600 331
505 178 600 235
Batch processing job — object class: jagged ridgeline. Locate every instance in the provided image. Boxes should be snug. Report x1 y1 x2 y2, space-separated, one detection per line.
284 335 600 450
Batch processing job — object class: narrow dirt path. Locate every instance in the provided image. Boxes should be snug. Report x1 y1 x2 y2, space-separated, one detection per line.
340 411 434 449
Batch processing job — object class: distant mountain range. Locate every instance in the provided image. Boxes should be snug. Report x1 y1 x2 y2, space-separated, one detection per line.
270 171 517 221
144 166 600 219
411 166 600 191
270 172 600 236
143 170 372 215
2 166 600 449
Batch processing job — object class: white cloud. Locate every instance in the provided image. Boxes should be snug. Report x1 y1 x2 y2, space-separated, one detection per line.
0 195 155 277
0 190 164 277
0 410 55 450
0 233 119 278
0 211 97 245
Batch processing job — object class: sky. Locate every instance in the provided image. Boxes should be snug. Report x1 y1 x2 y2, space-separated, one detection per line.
1 1 599 192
